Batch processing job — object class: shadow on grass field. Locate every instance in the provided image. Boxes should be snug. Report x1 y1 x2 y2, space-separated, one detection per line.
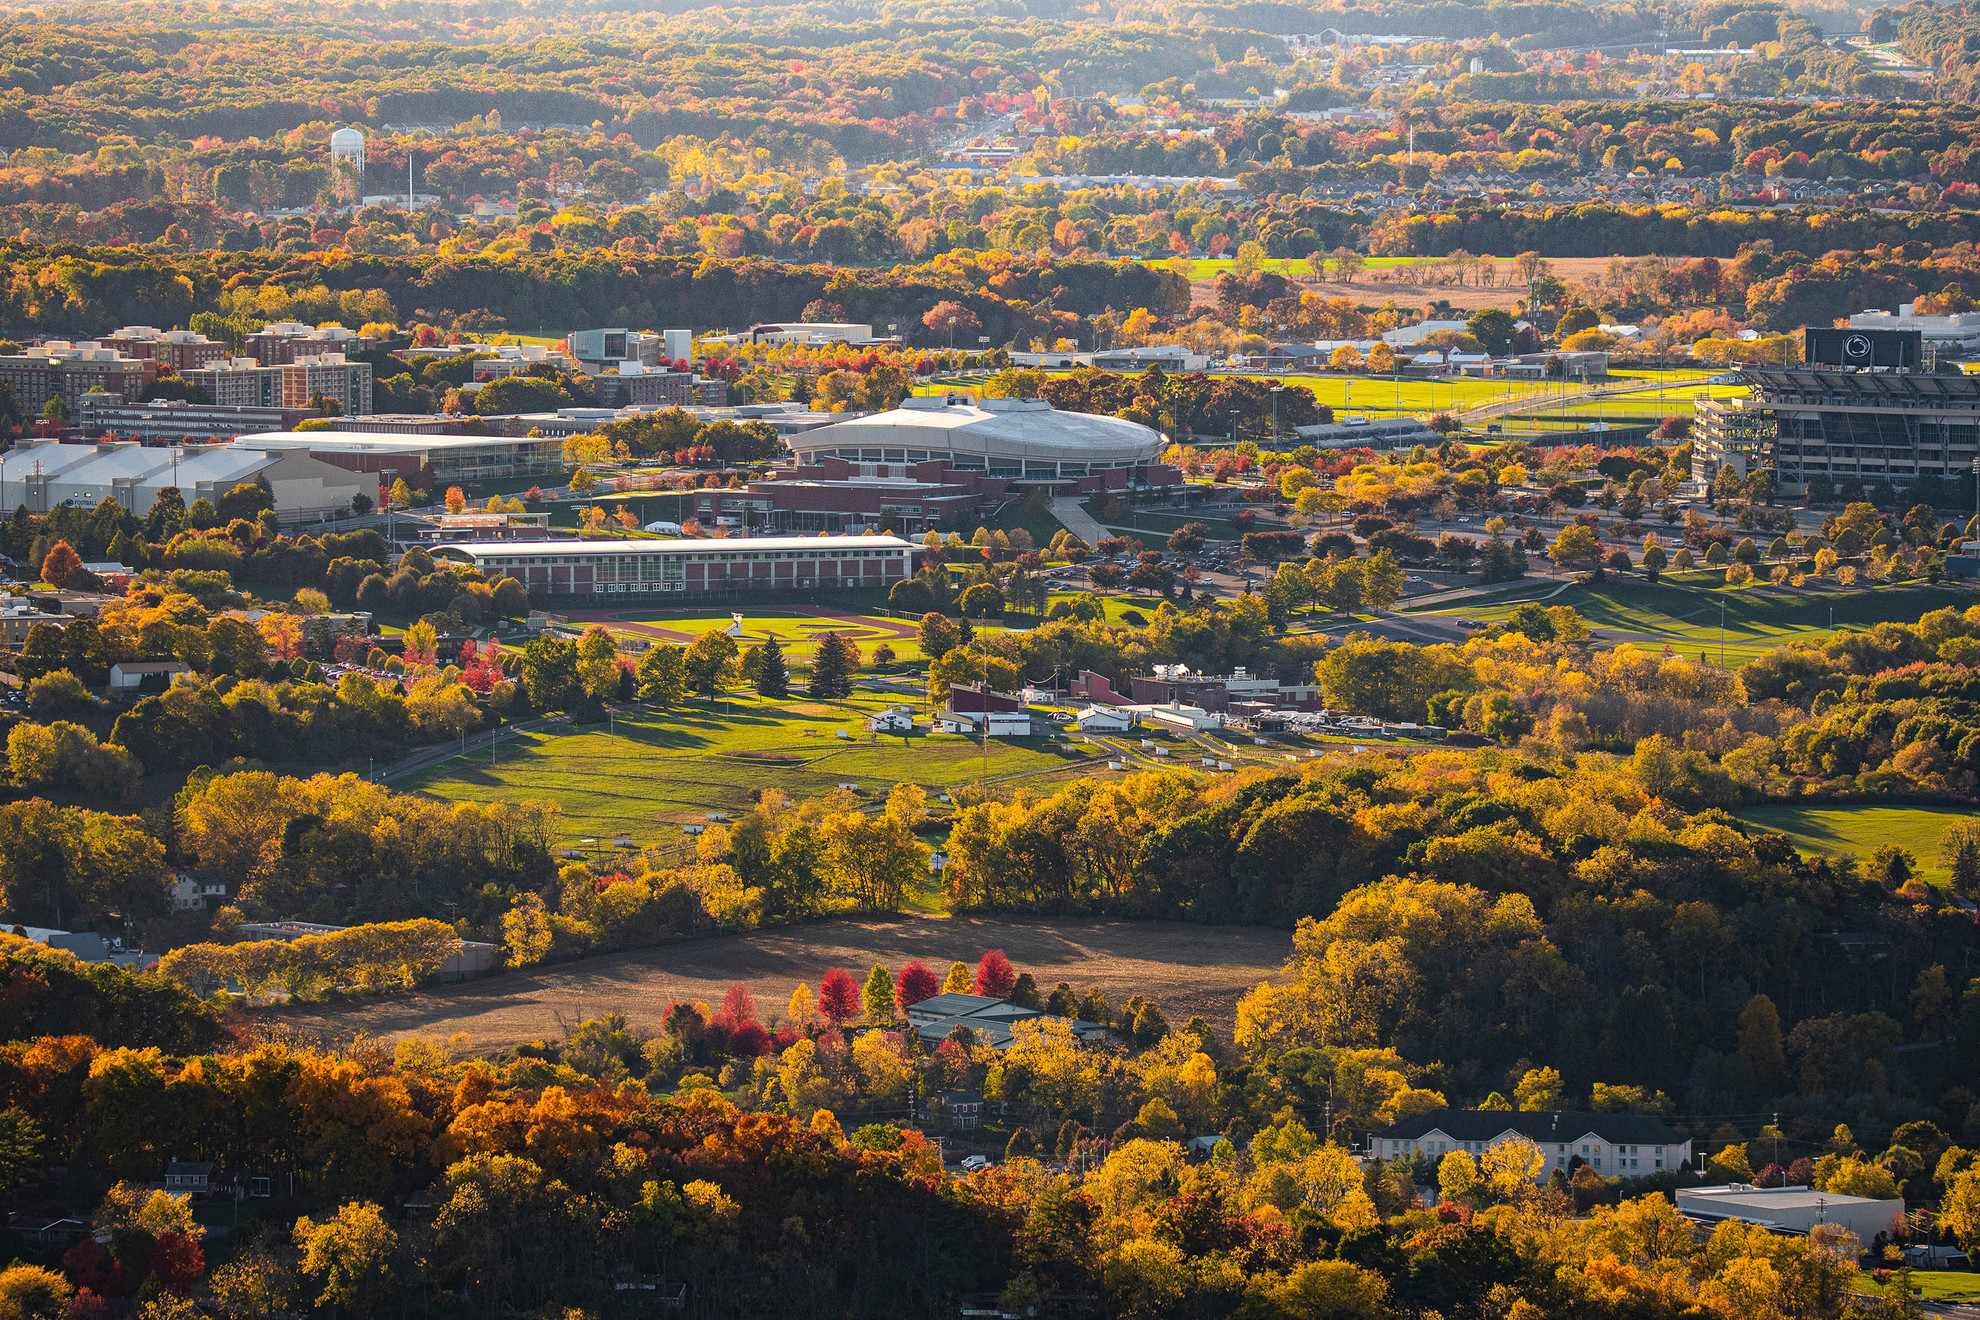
409 695 1097 844
1733 803 1969 885
1422 576 1974 667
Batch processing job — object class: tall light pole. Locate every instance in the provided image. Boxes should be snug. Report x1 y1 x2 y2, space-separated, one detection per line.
1270 385 1282 448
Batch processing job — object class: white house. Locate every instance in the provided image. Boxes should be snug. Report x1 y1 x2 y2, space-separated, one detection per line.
1075 704 1137 732
171 873 228 911
1370 1110 1691 1181
868 706 917 734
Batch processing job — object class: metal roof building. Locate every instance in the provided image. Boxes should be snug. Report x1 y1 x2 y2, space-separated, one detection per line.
788 396 1166 476
433 534 915 598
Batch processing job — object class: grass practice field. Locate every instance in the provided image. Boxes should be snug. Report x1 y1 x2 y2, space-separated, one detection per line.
1734 804 1969 885
572 608 925 661
411 693 1096 844
1419 577 1973 667
277 913 1295 1046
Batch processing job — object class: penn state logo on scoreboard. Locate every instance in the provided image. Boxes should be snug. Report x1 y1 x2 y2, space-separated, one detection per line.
1803 327 1920 368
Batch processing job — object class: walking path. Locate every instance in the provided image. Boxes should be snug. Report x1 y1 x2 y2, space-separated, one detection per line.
1050 496 1113 546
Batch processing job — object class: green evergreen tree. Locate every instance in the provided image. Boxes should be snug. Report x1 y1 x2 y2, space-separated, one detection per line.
810 632 857 699
754 637 790 698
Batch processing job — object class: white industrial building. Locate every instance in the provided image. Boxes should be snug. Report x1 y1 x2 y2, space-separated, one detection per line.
1676 1184 1904 1242
0 440 364 519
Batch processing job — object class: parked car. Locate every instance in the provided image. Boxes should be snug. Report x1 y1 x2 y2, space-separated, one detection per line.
959 1155 991 1172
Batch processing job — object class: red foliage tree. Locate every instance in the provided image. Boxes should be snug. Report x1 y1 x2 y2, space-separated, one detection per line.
61 1240 123 1296
40 540 82 589
818 968 863 1025
975 950 1017 999
717 983 758 1031
67 1287 108 1319
149 1233 205 1294
729 1021 771 1057
894 961 941 1013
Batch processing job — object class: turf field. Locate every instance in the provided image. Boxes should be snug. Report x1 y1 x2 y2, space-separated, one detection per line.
1415 577 1974 667
1734 804 1970 885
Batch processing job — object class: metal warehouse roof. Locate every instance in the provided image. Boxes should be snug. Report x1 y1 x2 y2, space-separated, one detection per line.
791 398 1165 464
436 535 915 556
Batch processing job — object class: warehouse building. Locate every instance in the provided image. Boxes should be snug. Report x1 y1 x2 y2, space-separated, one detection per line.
432 534 914 597
233 431 564 485
1676 1185 1903 1242
76 399 323 443
696 396 1179 534
0 439 364 519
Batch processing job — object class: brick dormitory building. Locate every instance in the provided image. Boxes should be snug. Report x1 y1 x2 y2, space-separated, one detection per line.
690 395 1182 535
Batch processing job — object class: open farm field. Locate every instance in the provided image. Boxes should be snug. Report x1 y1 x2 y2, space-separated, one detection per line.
273 913 1295 1046
1414 577 1976 666
1733 803 1969 886
409 695 1100 844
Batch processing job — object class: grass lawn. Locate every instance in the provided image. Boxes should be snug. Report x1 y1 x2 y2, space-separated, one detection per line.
409 693 1097 845
1416 576 1974 667
1733 803 1970 885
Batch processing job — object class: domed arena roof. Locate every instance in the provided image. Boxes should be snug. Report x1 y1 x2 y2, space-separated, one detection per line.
790 397 1165 467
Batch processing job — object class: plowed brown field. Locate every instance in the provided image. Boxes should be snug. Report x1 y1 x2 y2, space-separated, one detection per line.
276 915 1293 1049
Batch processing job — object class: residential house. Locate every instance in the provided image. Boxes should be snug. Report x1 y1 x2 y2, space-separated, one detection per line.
1370 1110 1691 1181
164 1160 214 1195
942 1089 986 1131
171 873 228 911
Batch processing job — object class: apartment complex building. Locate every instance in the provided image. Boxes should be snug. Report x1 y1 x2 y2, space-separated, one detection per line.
0 343 160 413
98 327 232 372
182 355 373 415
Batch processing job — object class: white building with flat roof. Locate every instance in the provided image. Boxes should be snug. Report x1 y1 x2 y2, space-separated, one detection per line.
1676 1184 1903 1242
1849 305 1980 354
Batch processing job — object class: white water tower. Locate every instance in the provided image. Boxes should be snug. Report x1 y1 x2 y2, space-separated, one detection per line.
330 127 366 172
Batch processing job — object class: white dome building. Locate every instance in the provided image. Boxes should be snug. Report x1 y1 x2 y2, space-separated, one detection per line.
329 127 366 172
790 396 1165 481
